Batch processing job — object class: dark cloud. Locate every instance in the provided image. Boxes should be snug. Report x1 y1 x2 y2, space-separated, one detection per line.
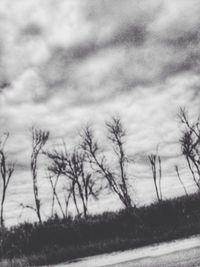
164 31 200 48
21 23 43 37
111 24 147 47
39 1 200 99
0 81 10 93
161 59 195 80
45 23 147 68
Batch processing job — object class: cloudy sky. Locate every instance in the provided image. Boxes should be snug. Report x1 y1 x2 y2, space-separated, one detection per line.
0 0 200 225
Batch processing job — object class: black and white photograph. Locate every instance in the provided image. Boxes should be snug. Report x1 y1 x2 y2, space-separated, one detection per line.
0 1 200 266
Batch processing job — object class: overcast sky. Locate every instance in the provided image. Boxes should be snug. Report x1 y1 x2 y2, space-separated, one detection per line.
0 0 200 225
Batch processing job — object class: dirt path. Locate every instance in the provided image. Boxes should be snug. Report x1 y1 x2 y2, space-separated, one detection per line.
56 235 200 267
107 246 200 267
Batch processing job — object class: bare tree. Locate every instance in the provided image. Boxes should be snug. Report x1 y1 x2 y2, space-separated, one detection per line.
63 184 73 217
46 149 80 217
46 173 66 218
46 170 75 219
69 149 100 218
175 165 188 196
178 108 200 190
106 117 133 208
47 146 100 218
0 132 15 226
158 155 162 200
81 117 133 210
30 128 49 223
148 152 162 202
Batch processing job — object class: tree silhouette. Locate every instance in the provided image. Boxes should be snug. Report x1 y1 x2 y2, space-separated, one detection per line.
47 145 100 218
175 165 188 196
46 173 66 218
81 117 133 210
179 108 200 190
148 152 162 202
0 132 15 226
30 128 49 223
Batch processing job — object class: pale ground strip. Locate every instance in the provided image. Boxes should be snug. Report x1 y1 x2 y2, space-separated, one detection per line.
51 235 200 267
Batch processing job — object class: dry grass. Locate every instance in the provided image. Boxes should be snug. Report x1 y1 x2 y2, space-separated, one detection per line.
0 258 30 267
0 193 200 266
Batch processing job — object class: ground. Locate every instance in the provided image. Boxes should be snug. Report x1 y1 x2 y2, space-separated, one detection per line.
55 235 200 267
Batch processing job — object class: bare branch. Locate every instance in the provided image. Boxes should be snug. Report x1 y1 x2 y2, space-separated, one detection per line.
0 133 15 226
80 118 134 210
179 108 200 190
47 141 100 218
30 127 49 223
148 153 162 202
175 165 188 196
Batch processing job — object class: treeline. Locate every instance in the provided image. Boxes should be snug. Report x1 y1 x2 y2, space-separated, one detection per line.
0 108 200 226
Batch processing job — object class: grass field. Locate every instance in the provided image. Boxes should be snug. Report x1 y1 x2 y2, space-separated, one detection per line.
0 193 200 266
